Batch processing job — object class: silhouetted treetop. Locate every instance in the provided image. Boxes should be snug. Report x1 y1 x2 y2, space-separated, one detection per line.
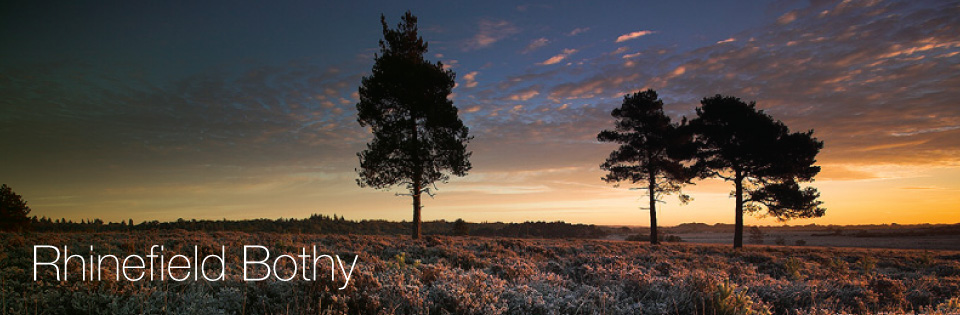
0 184 31 231
378 12 427 60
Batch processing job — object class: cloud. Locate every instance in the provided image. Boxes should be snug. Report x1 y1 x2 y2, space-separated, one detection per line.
462 71 479 88
442 183 552 195
0 56 384 221
523 37 550 54
640 0 960 166
463 19 519 51
899 186 941 190
442 59 458 70
777 11 798 25
667 66 685 77
539 48 578 65
568 27 590 36
615 30 655 43
716 38 736 44
815 164 883 181
890 126 960 137
515 0 959 169
1 59 368 174
548 68 645 101
507 86 541 101
611 47 630 55
495 68 565 91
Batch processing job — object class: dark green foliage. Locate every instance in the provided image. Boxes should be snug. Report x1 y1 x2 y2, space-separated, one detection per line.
356 12 472 239
0 184 31 231
598 89 694 245
689 95 824 248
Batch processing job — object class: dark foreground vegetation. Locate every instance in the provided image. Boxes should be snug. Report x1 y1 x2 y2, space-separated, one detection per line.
4 232 960 314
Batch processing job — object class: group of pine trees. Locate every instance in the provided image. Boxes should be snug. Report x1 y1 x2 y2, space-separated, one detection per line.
356 12 824 248
598 91 824 248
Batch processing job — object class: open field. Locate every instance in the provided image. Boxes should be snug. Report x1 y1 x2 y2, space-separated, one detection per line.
604 232 960 251
605 223 960 251
674 232 960 251
3 231 960 314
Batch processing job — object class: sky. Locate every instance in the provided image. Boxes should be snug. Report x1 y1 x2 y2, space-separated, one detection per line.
1 0 958 226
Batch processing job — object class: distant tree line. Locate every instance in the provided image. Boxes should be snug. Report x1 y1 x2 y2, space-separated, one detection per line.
25 214 609 239
470 221 607 239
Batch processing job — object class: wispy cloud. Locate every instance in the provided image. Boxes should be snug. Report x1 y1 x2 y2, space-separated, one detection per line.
548 71 641 100
462 71 479 88
539 48 578 65
777 11 798 24
615 30 655 43
568 27 589 36
611 47 630 55
716 37 736 44
890 126 960 137
523 37 550 54
638 0 960 166
500 0 960 169
899 186 941 190
463 19 519 51
507 86 541 101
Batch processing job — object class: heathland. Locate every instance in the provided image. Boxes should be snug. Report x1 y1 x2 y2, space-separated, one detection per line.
3 231 960 314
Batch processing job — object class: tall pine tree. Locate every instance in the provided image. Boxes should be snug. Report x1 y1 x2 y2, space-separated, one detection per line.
356 12 472 239
689 95 824 248
598 90 694 244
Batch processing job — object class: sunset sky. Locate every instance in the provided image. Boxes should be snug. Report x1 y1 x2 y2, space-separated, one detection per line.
2 0 958 226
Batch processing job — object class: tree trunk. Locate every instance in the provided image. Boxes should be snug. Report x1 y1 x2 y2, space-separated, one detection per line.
411 117 422 240
648 169 659 245
734 170 744 249
412 182 422 239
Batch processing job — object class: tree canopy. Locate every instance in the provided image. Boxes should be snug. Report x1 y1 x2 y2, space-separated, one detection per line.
356 12 472 239
0 184 31 231
598 89 694 244
689 95 824 248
